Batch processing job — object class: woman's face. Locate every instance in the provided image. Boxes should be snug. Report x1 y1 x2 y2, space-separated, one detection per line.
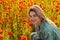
29 11 42 25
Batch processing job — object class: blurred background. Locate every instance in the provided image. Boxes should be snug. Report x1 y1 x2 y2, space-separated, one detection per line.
0 0 60 40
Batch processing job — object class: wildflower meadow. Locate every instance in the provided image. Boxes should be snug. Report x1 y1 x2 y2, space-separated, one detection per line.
0 0 60 40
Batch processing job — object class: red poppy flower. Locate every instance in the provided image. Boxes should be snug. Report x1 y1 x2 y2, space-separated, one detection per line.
28 2 33 6
10 16 13 19
56 5 60 8
4 17 11 23
0 30 3 34
5 11 9 16
3 1 8 6
16 14 19 17
0 1 2 5
18 5 23 11
55 9 59 12
12 0 16 2
23 18 27 24
54 16 57 20
53 0 58 2
28 22 33 27
0 21 3 24
55 22 58 26
0 36 4 39
20 36 27 40
21 0 26 2
34 2 36 5
8 31 13 36
8 5 11 10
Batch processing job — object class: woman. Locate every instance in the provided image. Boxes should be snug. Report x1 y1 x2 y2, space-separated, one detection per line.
28 5 60 40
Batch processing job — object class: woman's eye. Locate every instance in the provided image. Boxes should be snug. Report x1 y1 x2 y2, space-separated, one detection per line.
33 15 37 17
29 14 37 18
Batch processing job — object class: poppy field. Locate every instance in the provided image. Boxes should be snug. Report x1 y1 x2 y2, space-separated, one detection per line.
0 0 60 40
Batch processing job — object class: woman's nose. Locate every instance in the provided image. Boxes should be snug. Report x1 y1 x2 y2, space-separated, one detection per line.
30 16 34 20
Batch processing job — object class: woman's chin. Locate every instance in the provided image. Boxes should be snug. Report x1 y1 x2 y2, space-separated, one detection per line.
32 21 37 25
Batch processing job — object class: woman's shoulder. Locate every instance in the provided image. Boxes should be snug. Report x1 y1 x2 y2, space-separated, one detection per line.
44 21 57 32
44 20 60 34
45 18 57 27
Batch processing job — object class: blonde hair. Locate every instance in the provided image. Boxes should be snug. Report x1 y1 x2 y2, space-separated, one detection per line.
29 5 57 27
29 5 46 21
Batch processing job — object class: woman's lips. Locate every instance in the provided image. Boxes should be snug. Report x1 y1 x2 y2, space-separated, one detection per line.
32 20 36 23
